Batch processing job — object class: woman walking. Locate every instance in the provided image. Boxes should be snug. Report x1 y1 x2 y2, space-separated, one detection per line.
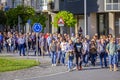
82 38 89 67
74 38 83 70
49 39 57 66
66 39 74 72
97 38 107 68
89 39 97 66
106 38 118 71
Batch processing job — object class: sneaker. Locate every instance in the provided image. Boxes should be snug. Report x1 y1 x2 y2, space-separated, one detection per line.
52 64 54 67
68 69 71 72
54 64 57 66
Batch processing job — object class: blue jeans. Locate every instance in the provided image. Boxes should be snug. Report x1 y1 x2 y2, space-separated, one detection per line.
19 44 25 56
61 51 66 65
108 54 118 65
51 51 57 64
90 53 97 66
83 52 89 65
57 51 62 63
10 44 14 52
68 55 74 69
118 52 120 62
99 52 107 67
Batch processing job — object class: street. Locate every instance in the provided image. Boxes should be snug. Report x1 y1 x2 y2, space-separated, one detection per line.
20 66 120 80
0 53 120 80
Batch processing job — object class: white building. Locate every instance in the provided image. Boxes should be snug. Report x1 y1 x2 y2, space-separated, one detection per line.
5 0 52 33
6 0 48 12
0 0 6 10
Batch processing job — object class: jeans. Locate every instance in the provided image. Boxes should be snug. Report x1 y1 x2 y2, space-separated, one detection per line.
57 51 62 63
61 51 66 65
51 51 57 64
83 52 89 65
68 55 74 69
5 44 9 52
99 52 107 67
118 52 120 62
19 44 25 56
90 53 97 66
28 42 31 50
10 44 14 52
108 54 118 65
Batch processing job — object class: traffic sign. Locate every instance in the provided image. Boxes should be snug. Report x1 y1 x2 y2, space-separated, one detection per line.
58 17 64 26
32 23 42 33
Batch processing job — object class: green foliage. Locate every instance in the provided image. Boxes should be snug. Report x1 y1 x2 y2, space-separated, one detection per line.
0 10 7 25
30 13 47 30
6 8 18 26
16 5 35 25
53 11 77 27
0 57 39 72
6 5 35 26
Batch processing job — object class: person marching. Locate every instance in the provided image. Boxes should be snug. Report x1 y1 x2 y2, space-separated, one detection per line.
97 38 107 68
66 39 74 72
56 38 62 65
18 33 25 56
82 38 89 67
89 39 97 66
49 39 57 66
117 39 120 67
74 38 83 70
106 38 118 71
60 39 68 66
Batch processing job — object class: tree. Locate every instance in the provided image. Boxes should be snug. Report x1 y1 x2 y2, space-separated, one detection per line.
6 8 18 27
6 5 35 27
30 13 47 31
0 10 7 25
53 11 77 27
16 5 35 25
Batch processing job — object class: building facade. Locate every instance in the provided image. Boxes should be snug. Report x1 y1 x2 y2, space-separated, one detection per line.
48 0 120 37
3 0 120 37
5 0 52 33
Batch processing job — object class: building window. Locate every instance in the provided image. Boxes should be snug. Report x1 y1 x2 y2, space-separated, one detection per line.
105 0 120 11
106 0 112 3
67 0 80 2
113 0 119 3
97 13 109 36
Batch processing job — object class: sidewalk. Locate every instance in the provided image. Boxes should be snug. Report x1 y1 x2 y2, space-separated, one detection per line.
0 52 67 80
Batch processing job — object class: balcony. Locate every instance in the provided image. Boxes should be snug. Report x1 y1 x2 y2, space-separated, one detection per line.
105 3 120 11
47 1 54 11
47 0 60 12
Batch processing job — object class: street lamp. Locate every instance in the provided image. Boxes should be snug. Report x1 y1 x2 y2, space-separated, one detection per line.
84 0 87 37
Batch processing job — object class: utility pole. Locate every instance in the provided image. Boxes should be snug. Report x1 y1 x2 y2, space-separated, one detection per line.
18 16 21 33
84 0 87 37
12 0 15 8
22 0 24 5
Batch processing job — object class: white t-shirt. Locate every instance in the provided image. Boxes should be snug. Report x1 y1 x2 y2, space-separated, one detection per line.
60 42 68 51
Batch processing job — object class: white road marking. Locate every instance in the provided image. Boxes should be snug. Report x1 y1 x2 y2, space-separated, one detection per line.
15 71 68 80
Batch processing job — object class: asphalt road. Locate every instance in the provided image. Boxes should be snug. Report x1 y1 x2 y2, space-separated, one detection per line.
24 67 120 80
0 53 120 80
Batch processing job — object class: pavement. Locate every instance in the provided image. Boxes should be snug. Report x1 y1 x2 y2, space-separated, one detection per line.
0 52 120 80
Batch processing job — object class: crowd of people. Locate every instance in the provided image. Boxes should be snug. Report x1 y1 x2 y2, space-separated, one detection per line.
0 31 120 72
